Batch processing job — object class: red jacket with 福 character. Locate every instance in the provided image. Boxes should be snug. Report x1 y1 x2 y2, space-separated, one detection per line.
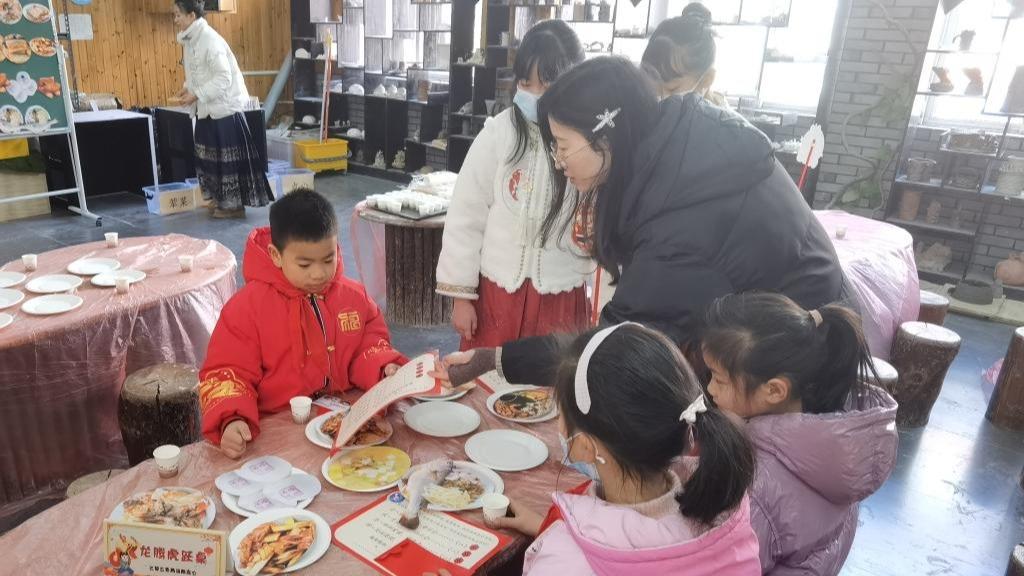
199 227 406 445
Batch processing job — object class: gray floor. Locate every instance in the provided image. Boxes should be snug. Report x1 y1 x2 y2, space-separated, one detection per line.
2 173 1023 575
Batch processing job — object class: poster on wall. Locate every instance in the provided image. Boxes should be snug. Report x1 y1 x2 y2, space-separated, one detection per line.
0 0 68 138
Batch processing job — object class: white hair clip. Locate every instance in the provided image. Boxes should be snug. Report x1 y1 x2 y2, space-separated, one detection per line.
593 108 620 133
679 394 707 424
575 322 642 414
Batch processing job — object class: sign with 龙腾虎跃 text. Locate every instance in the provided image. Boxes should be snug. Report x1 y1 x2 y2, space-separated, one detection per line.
103 520 227 576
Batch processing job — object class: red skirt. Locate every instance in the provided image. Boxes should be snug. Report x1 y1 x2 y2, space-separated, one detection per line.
461 277 590 350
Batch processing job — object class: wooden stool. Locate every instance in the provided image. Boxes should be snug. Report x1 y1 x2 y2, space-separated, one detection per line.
1006 543 1024 576
861 356 898 390
117 364 201 466
987 327 1024 430
889 322 961 428
918 290 950 325
65 469 126 499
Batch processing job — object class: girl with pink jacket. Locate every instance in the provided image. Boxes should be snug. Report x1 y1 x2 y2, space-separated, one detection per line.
703 293 899 575
486 323 761 575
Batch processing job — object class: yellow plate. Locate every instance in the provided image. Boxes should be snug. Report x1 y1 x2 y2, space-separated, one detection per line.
321 447 411 492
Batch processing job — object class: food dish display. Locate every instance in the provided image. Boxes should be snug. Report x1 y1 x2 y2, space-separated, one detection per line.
29 36 54 57
493 388 554 420
322 446 411 492
0 1 23 26
110 487 215 529
236 517 316 575
306 411 393 449
22 2 49 23
2 34 30 65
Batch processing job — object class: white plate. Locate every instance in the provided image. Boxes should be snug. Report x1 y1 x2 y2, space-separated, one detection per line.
404 401 480 438
21 294 84 315
0 271 26 288
399 461 504 512
0 313 12 329
229 508 331 575
464 430 549 472
236 456 293 484
67 257 121 276
0 288 24 309
220 468 318 518
305 410 393 450
91 269 147 287
413 388 469 402
109 487 216 529
25 274 83 294
486 385 559 424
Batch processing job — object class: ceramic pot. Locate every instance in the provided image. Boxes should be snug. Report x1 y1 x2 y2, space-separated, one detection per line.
899 189 923 221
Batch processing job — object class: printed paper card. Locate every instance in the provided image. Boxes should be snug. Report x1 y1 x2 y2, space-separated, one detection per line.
331 493 512 576
330 353 441 454
103 520 227 576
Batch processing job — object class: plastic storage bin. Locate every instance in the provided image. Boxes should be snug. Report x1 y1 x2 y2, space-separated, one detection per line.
266 172 282 200
293 138 348 173
277 168 315 195
143 182 195 215
185 177 213 209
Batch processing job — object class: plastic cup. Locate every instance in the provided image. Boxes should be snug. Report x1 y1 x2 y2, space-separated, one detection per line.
105 232 118 248
836 227 848 240
115 277 130 294
21 254 37 271
153 444 181 478
481 493 510 522
290 396 312 424
179 255 194 272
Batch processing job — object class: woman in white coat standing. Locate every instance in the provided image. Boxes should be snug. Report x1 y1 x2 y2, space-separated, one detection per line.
172 0 271 218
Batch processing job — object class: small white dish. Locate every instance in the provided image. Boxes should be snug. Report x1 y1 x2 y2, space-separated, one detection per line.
0 271 26 288
464 429 549 472
236 455 293 484
0 288 25 309
21 294 84 315
91 269 147 287
0 313 13 329
108 487 216 530
220 469 319 518
229 508 331 575
413 387 469 402
304 410 393 450
67 257 121 276
25 274 83 294
403 401 480 438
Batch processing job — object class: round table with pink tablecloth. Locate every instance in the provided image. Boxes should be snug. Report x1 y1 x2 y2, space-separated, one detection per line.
814 210 920 360
0 234 236 526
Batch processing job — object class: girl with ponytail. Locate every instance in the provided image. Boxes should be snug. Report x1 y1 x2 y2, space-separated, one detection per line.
486 323 760 575
702 292 899 576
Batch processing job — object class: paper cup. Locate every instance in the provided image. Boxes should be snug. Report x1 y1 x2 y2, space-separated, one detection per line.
115 277 130 294
836 227 847 240
153 444 181 478
481 493 510 522
290 396 312 424
105 232 118 248
21 254 37 271
178 255 194 273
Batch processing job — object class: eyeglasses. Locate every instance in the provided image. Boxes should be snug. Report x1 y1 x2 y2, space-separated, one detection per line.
549 141 591 170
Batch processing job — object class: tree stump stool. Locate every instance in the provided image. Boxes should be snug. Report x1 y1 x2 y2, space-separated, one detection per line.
65 469 126 499
118 364 201 466
889 321 961 428
862 356 899 390
357 206 452 326
1006 543 1024 576
919 290 950 325
987 327 1024 430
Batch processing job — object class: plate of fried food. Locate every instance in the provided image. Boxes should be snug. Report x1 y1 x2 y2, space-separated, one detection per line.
487 385 558 423
2 34 30 65
29 37 55 57
230 510 330 576
0 0 22 25
305 410 393 450
109 487 216 529
322 446 411 492
400 460 504 512
37 76 61 98
22 2 49 23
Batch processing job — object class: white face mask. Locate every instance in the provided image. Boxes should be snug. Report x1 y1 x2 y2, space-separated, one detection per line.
514 89 540 123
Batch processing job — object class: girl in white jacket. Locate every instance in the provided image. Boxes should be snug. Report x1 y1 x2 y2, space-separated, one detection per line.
173 0 271 218
436 20 592 350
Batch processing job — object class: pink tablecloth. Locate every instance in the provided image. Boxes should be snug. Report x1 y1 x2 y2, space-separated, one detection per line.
814 211 920 360
0 383 584 574
0 234 236 524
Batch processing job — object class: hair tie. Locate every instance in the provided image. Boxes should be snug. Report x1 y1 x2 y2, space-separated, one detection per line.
574 322 642 414
679 394 707 424
809 309 823 327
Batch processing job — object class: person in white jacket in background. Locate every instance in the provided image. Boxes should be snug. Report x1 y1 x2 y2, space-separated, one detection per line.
173 0 271 219
436 20 593 350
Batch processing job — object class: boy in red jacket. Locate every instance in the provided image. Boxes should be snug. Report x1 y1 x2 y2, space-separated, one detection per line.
199 188 406 458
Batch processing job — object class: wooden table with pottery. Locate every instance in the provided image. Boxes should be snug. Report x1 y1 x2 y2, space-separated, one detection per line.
0 377 584 574
0 234 236 526
356 203 451 326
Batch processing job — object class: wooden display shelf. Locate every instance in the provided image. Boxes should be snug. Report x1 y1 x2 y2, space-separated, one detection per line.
885 217 977 239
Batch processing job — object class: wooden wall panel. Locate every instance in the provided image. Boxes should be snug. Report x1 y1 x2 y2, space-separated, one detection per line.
57 1 291 108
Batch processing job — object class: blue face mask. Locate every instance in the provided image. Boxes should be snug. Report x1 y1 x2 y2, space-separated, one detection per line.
559 432 601 482
513 89 540 123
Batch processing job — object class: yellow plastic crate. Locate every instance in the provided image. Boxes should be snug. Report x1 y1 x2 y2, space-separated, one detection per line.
0 139 29 160
293 138 348 173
